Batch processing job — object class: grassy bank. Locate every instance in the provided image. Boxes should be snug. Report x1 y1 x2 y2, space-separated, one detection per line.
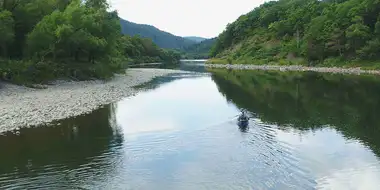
0 59 125 85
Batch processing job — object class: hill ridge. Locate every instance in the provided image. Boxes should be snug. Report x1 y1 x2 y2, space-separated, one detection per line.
120 18 196 50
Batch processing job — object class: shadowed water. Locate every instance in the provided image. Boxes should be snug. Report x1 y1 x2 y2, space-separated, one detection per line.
1 64 380 189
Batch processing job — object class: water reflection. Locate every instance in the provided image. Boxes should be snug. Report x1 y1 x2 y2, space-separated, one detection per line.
129 61 208 73
0 105 124 189
277 128 380 190
210 68 380 189
210 69 380 156
117 76 238 138
238 124 249 133
133 72 209 91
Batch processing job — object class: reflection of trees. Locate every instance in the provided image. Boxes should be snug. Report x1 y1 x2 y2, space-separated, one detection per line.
134 74 180 90
179 63 207 73
210 69 380 156
135 73 206 91
129 62 207 73
0 105 124 178
109 103 123 137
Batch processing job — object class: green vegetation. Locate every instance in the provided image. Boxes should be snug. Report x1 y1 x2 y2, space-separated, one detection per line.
210 0 380 67
120 19 196 50
121 35 181 64
182 38 216 59
210 69 380 156
0 0 180 85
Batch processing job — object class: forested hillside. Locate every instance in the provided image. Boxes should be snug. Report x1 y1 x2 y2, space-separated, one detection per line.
210 0 380 67
0 0 180 84
182 38 217 59
120 19 196 50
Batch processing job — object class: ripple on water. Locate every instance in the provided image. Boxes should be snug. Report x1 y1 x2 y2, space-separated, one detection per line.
244 121 316 189
112 117 315 190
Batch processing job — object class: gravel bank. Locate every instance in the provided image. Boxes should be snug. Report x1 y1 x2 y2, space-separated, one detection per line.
206 64 380 75
0 68 186 133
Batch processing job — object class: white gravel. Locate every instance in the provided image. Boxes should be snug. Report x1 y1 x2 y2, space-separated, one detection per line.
206 64 380 75
0 68 185 133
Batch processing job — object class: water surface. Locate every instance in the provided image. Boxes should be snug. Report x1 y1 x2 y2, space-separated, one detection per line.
1 64 380 189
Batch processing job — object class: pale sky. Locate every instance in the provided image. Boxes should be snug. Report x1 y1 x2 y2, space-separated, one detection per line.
110 0 266 38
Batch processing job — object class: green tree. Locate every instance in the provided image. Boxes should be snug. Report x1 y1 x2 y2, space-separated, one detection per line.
345 16 371 53
0 10 14 57
0 0 181 84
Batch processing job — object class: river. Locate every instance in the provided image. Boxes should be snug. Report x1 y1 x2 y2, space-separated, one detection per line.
1 61 380 189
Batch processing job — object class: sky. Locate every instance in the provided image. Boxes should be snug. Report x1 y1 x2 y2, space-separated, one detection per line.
110 0 267 38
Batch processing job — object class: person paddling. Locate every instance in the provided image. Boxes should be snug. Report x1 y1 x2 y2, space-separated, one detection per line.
237 110 249 131
238 111 249 121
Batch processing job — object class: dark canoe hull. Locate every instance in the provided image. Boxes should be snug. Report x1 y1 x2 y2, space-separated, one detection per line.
237 119 249 128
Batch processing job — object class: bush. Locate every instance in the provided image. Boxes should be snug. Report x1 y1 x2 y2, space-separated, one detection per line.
205 59 229 64
278 59 290 65
0 60 56 84
322 57 344 67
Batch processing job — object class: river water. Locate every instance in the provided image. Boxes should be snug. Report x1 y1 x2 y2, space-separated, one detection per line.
1 62 380 189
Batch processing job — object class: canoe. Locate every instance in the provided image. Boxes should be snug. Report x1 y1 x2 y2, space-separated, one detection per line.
237 116 249 128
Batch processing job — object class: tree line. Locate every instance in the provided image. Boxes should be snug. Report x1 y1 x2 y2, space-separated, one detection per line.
210 0 380 67
0 0 180 84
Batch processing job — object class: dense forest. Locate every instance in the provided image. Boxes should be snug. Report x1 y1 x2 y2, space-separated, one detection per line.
0 0 180 84
182 38 216 59
210 0 380 68
120 19 196 50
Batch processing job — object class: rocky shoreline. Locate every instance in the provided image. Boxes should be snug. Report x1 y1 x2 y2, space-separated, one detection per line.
205 64 380 75
0 68 186 133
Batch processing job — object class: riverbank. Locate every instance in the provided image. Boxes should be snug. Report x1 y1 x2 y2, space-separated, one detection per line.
0 68 186 133
205 64 380 75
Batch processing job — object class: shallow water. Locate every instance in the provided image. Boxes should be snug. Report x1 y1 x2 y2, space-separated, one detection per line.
1 63 380 189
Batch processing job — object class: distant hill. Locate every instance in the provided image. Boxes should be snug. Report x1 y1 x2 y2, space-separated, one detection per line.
184 36 207 43
120 19 196 50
